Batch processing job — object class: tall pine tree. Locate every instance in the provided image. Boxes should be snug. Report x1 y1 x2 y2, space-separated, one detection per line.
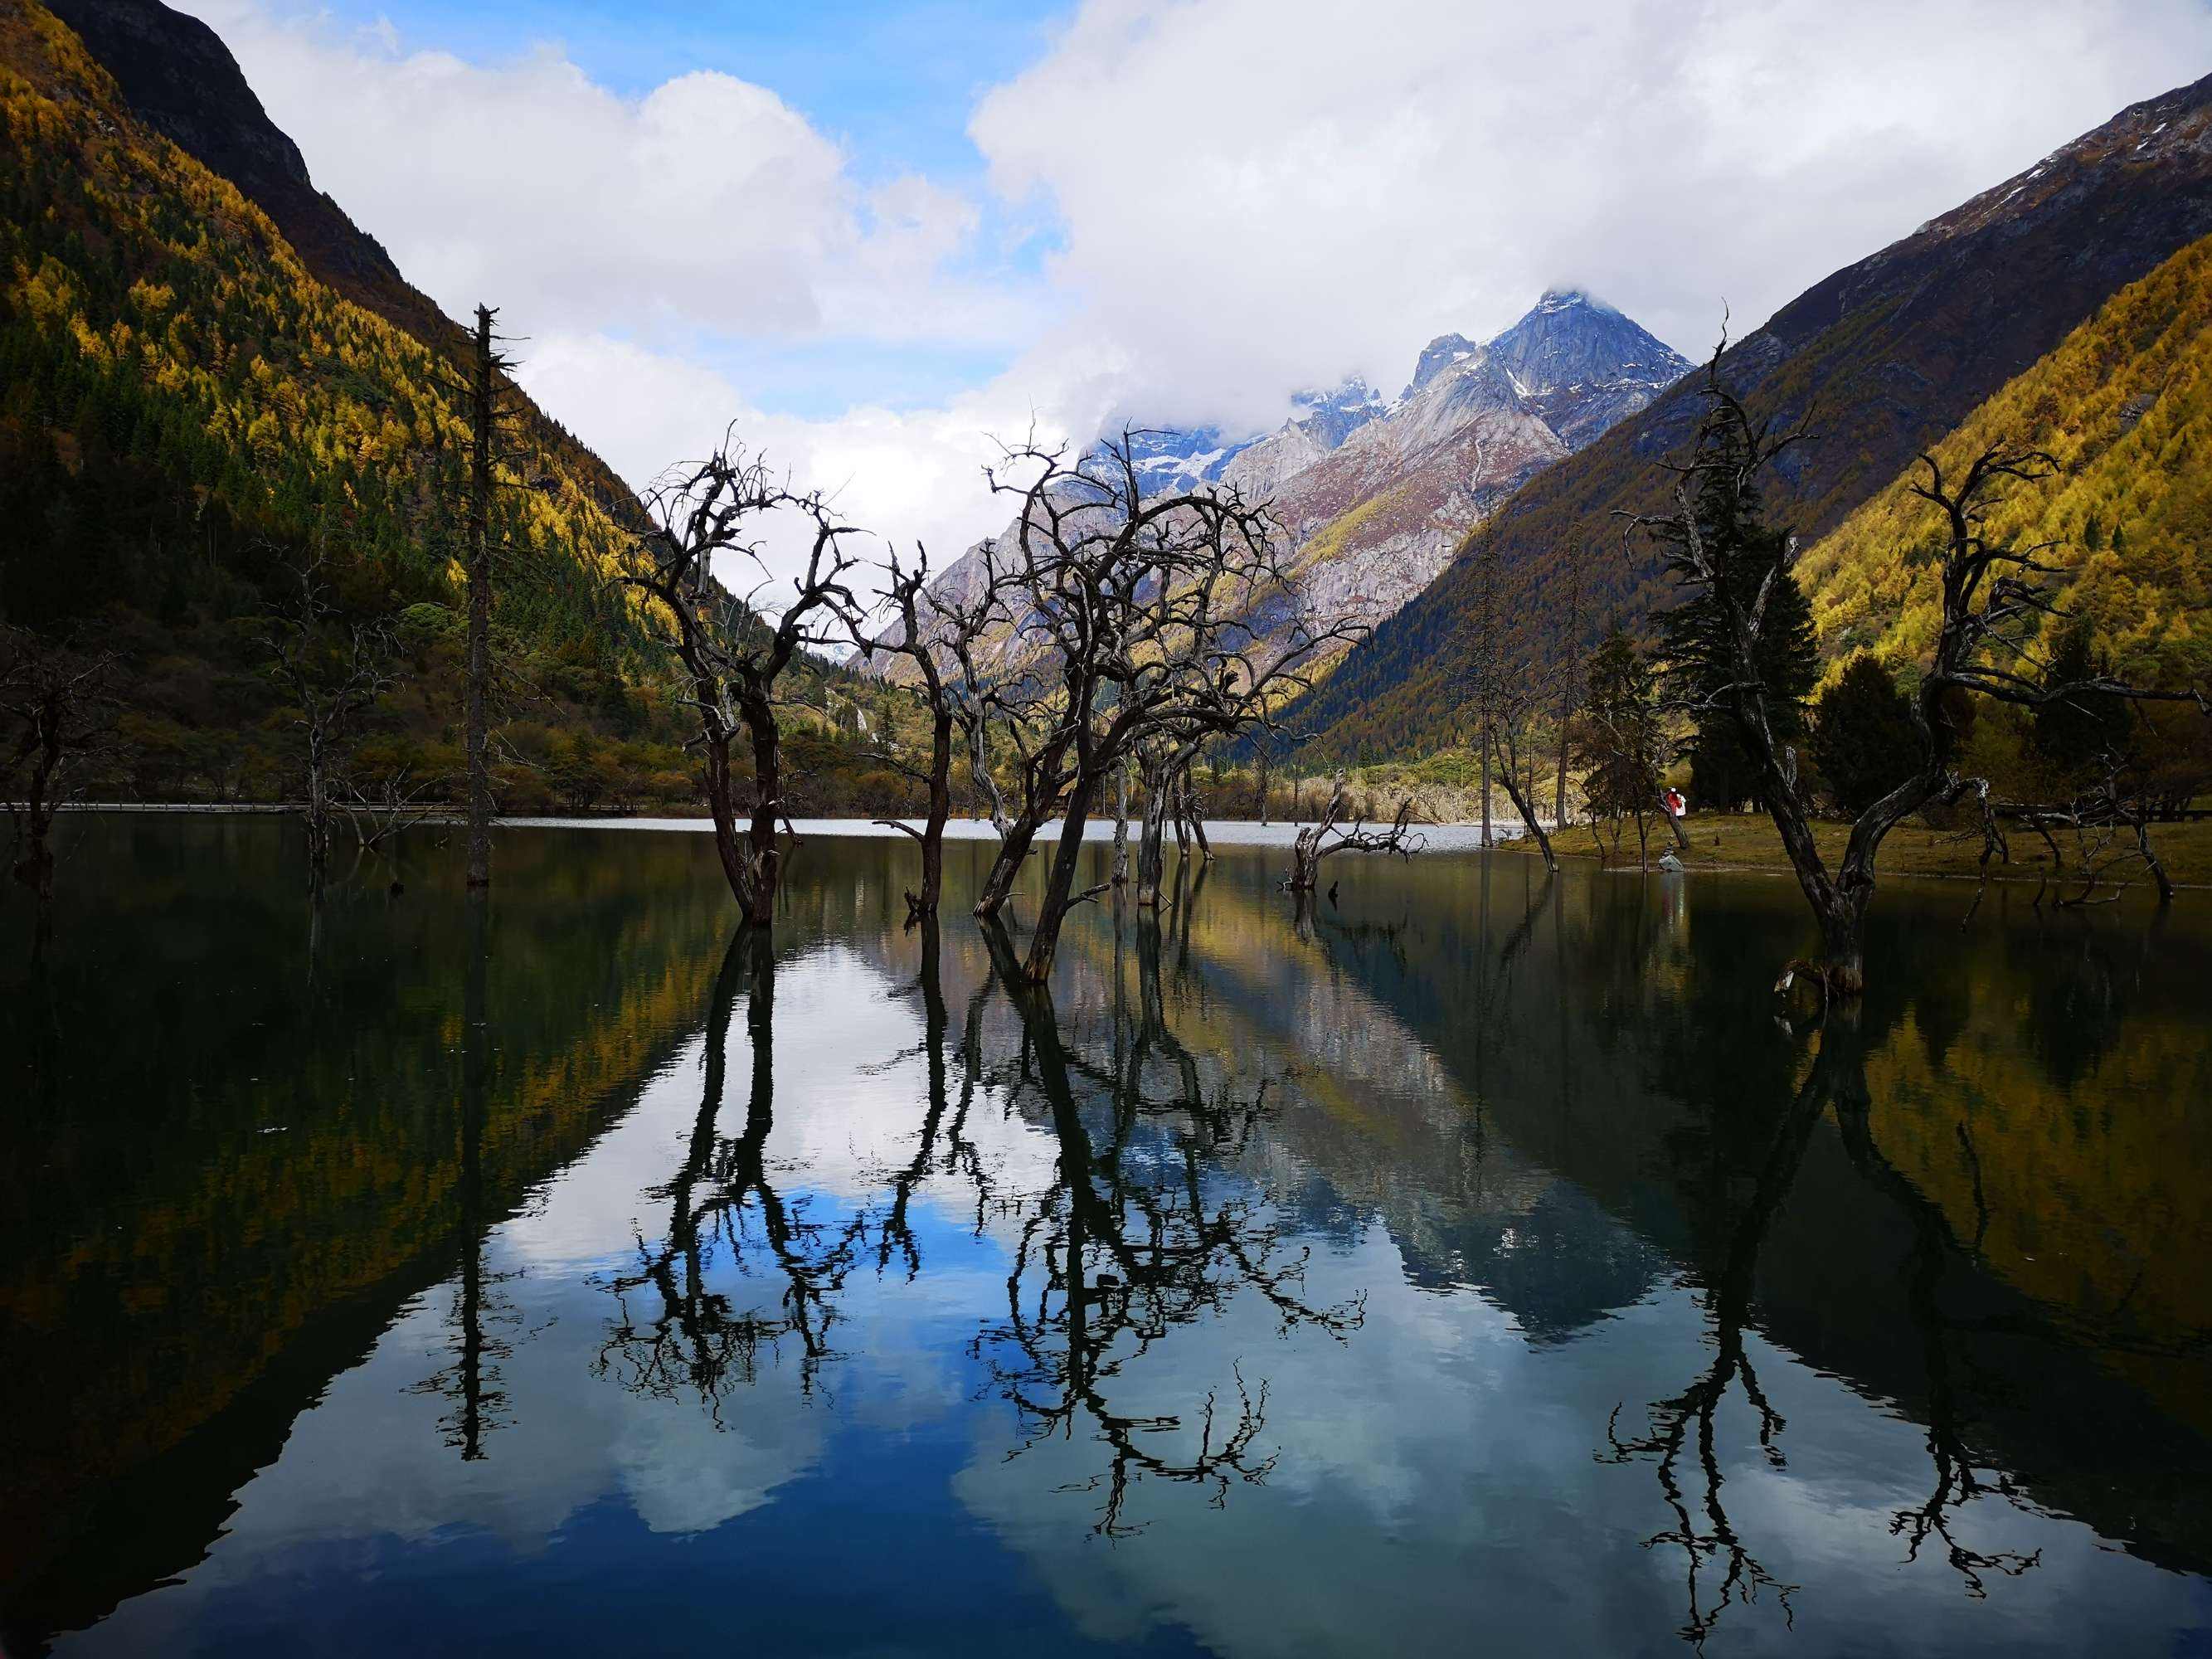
1652 411 1817 810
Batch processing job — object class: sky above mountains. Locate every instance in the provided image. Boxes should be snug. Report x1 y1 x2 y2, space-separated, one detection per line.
180 0 2212 567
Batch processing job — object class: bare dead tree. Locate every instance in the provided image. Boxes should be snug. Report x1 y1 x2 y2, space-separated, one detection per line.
617 436 866 928
1458 542 1560 872
853 542 997 919
0 627 117 902
1286 771 1422 893
987 433 1366 980
939 539 1085 925
343 764 446 855
1555 539 1590 832
1622 353 2205 996
257 547 395 882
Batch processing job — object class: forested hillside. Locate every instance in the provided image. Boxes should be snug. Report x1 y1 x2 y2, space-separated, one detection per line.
1285 71 2212 762
1799 233 2212 693
0 0 907 812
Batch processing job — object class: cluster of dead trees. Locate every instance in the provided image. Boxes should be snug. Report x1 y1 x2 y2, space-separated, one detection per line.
624 428 1383 981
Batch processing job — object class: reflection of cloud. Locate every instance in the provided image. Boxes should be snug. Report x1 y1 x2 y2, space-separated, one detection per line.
60 893 2212 1658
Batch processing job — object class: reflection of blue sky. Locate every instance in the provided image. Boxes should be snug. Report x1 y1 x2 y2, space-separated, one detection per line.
61 943 2212 1657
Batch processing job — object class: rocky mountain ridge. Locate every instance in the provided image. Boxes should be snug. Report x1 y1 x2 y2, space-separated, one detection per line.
867 290 1689 676
1284 69 2212 761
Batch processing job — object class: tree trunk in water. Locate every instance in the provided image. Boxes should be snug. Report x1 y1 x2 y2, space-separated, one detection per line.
741 693 784 929
464 304 495 890
912 708 951 915
1135 770 1169 908
1257 752 1271 825
1184 774 1212 864
1480 733 1493 849
1023 766 1101 982
304 740 331 880
702 731 757 915
1496 750 1557 873
975 814 1038 920
1111 756 1130 887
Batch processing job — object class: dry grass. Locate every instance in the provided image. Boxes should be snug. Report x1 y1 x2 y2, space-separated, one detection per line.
1543 811 2212 888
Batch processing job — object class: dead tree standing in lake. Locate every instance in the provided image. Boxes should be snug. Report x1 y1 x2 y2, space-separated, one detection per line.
854 543 997 919
258 548 395 884
1625 354 2206 997
1286 771 1422 893
988 435 1361 980
1457 539 1560 872
619 439 866 929
0 626 116 902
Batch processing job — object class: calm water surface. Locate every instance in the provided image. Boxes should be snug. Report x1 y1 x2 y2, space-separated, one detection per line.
3 818 2210 1656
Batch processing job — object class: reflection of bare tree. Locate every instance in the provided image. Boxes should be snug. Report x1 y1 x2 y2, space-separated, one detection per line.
597 932 864 1417
411 891 517 1458
874 917 1002 1279
1599 1036 1829 1647
1607 1012 2049 1646
974 920 1363 1537
1827 1066 2043 1598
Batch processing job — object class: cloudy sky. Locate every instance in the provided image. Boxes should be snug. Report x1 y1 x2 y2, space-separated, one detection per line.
183 0 2212 567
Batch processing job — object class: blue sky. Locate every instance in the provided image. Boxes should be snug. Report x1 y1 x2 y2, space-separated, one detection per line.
283 0 1074 419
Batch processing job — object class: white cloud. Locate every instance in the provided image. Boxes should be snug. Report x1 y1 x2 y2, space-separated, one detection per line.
174 0 2212 584
975 0 2212 427
178 0 1036 352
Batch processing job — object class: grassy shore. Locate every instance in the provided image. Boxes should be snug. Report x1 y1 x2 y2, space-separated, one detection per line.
1538 811 2212 887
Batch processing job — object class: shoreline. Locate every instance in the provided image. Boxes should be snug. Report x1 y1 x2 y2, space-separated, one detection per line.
41 803 2207 890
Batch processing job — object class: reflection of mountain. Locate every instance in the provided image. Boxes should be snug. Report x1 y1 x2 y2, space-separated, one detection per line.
1243 854 2212 1577
10 829 2212 1657
0 821 736 1649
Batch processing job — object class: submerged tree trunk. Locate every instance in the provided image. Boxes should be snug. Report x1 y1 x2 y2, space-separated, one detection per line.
1183 771 1212 864
738 690 785 929
1111 754 1130 887
1480 732 1493 849
1135 765 1170 909
1023 765 1105 982
890 704 952 917
464 304 496 891
1495 742 1557 873
701 727 756 915
918 707 951 914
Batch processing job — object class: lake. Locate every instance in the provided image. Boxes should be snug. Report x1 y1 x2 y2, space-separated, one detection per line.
3 816 2210 1656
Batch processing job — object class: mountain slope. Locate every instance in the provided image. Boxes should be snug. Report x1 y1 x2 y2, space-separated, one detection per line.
0 0 907 813
1239 289 1689 642
41 0 642 530
868 289 1685 680
1287 71 2212 761
1798 231 2212 693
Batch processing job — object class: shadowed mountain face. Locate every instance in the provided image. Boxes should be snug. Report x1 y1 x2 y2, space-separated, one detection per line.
32 0 641 520
1289 71 2212 761
5 823 2210 1657
44 0 411 306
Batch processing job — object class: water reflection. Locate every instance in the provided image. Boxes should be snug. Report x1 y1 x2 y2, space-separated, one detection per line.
2 819 2209 1655
598 932 864 1411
